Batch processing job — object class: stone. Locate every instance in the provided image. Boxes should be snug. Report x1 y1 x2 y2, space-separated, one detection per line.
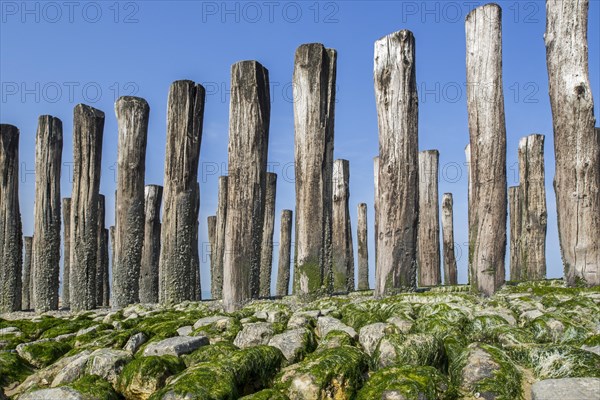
18 387 85 400
50 350 92 386
531 378 600 400
192 316 232 330
176 326 193 336
268 328 313 364
85 348 132 386
143 336 209 357
316 316 357 340
358 322 395 356
233 322 274 348
386 317 414 333
123 332 147 354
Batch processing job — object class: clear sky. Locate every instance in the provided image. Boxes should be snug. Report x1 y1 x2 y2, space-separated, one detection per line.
1 0 599 297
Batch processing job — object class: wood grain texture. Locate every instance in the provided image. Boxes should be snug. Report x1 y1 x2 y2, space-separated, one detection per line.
357 203 370 291
545 0 599 286
465 4 507 295
259 172 277 297
207 215 217 298
293 43 336 297
374 30 419 296
373 156 379 274
140 185 162 303
332 159 354 292
276 210 293 297
441 193 458 285
96 195 107 306
417 150 441 287
22 236 33 310
212 176 228 300
62 198 71 308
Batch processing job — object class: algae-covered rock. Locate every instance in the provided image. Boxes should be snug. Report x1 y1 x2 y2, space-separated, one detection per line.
275 345 369 400
233 322 274 348
315 316 357 340
16 339 72 368
85 348 132 386
358 322 398 356
50 350 92 386
239 388 289 399
373 333 444 370
117 355 185 400
531 378 600 400
0 351 33 386
516 344 600 379
66 374 120 400
411 303 469 338
340 300 413 330
268 328 315 364
18 386 86 400
143 336 209 357
183 342 239 368
316 330 355 351
123 332 148 354
356 365 451 400
527 313 589 344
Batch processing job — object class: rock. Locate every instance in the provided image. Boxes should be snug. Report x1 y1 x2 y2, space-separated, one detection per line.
0 327 21 336
531 378 600 400
358 322 397 356
316 316 357 339
16 340 71 368
386 317 413 333
233 322 274 348
268 328 314 364
287 312 318 329
85 348 132 386
176 326 193 336
123 332 147 354
18 387 85 400
76 325 100 337
374 334 443 369
582 345 600 356
192 315 232 330
476 309 517 325
117 355 185 400
143 336 209 357
520 309 544 324
50 350 92 386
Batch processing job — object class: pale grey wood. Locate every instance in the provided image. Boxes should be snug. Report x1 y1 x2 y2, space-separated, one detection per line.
22 236 33 310
357 203 369 291
259 172 277 298
102 228 109 307
113 96 149 307
140 185 162 303
465 144 472 284
69 105 104 311
374 30 419 296
509 186 522 281
212 176 228 300
32 116 63 312
417 150 441 287
192 182 200 301
441 193 458 285
159 80 205 304
62 198 71 308
275 209 293 297
545 0 599 286
373 156 379 273
207 215 217 298
332 159 354 292
109 226 115 306
465 4 507 295
96 195 106 307
0 124 22 312
222 61 270 312
293 43 337 296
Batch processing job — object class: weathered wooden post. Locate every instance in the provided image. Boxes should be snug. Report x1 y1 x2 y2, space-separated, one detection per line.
96 195 107 307
192 183 201 301
222 61 270 312
374 30 419 296
275 210 293 297
332 159 354 292
22 236 33 310
70 105 104 311
293 43 336 296
509 186 522 281
0 124 22 312
140 185 162 303
113 96 149 307
32 116 63 311
373 156 379 271
102 228 109 307
465 4 507 295
212 176 228 300
441 193 458 285
417 150 441 287
259 172 277 297
159 80 205 304
545 0 599 286
465 144 472 284
357 203 369 290
109 226 115 305
62 198 71 308
207 215 216 298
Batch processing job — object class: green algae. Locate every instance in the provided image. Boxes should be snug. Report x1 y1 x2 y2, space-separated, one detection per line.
340 300 413 330
39 318 96 339
238 388 289 399
0 351 33 386
66 374 120 400
117 355 185 396
513 344 600 379
373 333 445 371
316 329 355 351
184 342 239 367
19 340 72 368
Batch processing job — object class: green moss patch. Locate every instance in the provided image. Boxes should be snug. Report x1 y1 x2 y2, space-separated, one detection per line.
373 333 445 371
514 344 600 379
184 342 239 368
18 340 72 368
66 374 120 400
238 388 289 399
0 351 34 386
117 355 185 398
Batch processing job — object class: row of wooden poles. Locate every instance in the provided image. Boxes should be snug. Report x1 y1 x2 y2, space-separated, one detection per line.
1 1 599 313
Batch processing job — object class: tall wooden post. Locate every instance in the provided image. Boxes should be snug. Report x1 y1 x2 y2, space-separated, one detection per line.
466 4 507 295
417 150 441 287
332 159 354 292
259 172 277 297
192 182 201 301
509 186 522 281
96 195 107 307
70 105 104 311
32 116 63 312
293 43 337 296
207 215 217 298
159 81 205 304
374 30 419 296
102 228 110 307
373 156 379 272
109 226 115 306
357 203 369 290
465 144 472 284
212 176 228 300
276 210 293 297
222 61 270 312
441 193 458 285
545 0 599 286
140 185 162 303
62 198 71 308
22 236 33 310
113 96 149 307
0 124 22 312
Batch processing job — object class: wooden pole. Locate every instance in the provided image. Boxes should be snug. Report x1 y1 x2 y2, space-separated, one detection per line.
545 0 599 286
96 195 106 307
275 210 293 296
22 236 33 310
417 150 441 287
222 61 270 312
374 30 419 296
465 144 472 284
509 186 522 281
140 185 162 303
32 116 63 312
109 226 115 306
293 43 337 297
102 228 109 307
441 193 458 285
192 182 200 301
62 198 71 308
159 81 205 304
212 176 228 300
70 105 104 311
357 203 369 290
113 96 149 307
373 156 379 273
332 159 354 292
259 172 277 297
207 215 216 298
465 4 507 295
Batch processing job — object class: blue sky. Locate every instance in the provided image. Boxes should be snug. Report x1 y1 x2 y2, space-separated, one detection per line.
1 0 599 296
